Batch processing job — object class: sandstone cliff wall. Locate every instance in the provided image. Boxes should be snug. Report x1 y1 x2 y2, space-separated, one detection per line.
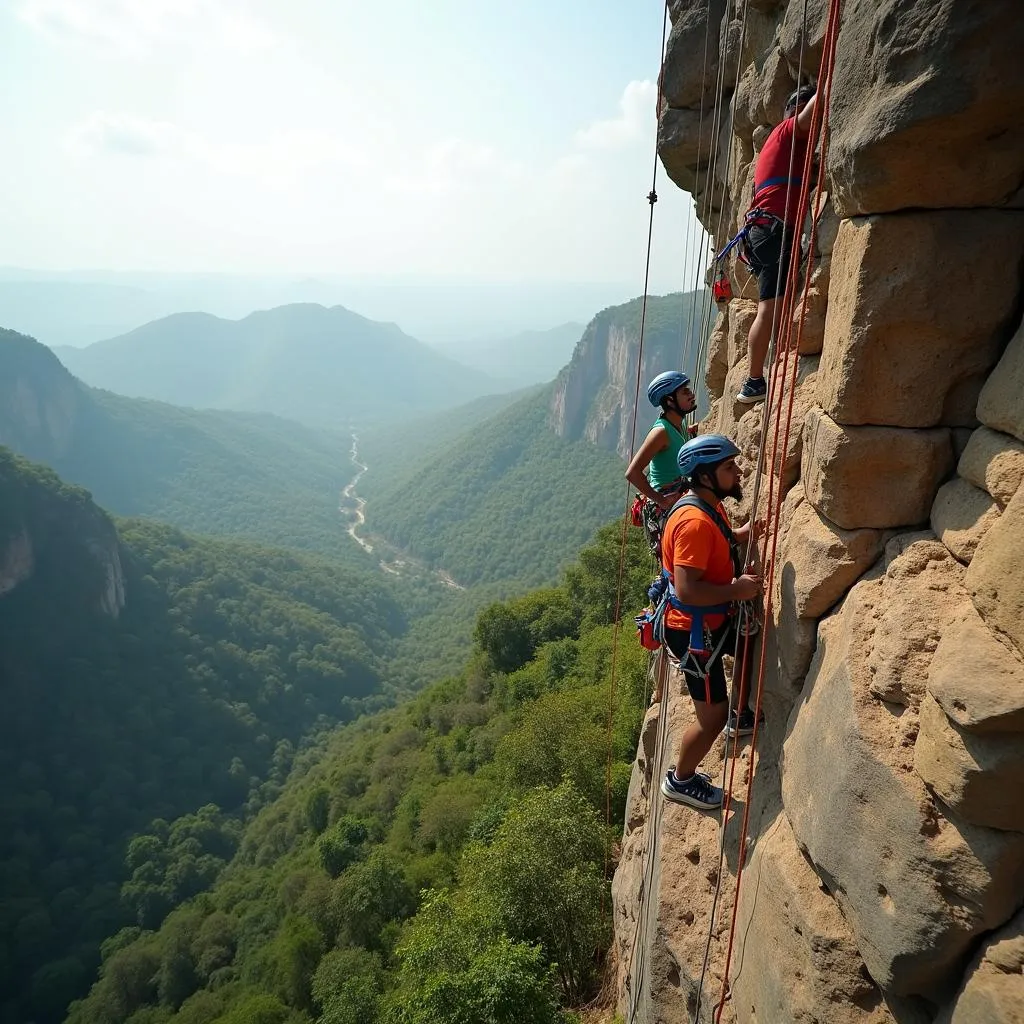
613 2 1024 1021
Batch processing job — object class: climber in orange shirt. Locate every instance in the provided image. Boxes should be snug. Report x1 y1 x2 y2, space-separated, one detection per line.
658 435 762 811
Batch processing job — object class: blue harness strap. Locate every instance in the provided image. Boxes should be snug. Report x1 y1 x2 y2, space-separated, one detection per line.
713 206 785 267
754 175 801 193
654 494 737 655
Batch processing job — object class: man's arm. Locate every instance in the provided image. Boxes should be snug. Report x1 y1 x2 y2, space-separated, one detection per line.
625 424 672 506
674 564 761 605
795 61 831 138
795 93 818 138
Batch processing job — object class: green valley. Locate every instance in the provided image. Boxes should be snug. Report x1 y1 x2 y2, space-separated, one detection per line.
62 518 654 1024
0 448 419 1024
361 387 627 589
0 329 364 563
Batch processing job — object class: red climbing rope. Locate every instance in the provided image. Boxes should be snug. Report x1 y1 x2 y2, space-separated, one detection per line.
712 0 845 1018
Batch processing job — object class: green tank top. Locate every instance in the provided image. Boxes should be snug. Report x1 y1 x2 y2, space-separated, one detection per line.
648 417 688 490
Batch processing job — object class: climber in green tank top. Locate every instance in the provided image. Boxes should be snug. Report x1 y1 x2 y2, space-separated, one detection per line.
625 370 698 511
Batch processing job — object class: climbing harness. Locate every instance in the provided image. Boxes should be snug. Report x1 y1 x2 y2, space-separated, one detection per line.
647 494 740 669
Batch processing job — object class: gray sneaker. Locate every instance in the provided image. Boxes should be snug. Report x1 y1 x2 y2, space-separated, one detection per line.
661 769 723 810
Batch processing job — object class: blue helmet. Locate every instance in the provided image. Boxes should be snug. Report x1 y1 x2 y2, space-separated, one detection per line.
647 370 691 407
677 433 740 479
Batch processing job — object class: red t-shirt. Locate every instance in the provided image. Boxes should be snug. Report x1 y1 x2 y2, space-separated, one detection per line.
660 501 734 632
752 117 808 225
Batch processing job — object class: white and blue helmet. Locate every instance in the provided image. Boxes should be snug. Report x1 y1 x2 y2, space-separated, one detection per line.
647 370 691 407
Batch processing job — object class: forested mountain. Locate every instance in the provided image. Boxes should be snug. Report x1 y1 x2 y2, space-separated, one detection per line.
355 386 541 493
0 447 412 1024
63 520 654 1024
436 323 585 386
361 387 627 588
54 304 500 428
0 329 364 561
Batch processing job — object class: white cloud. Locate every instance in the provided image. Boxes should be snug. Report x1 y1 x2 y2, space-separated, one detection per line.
18 0 275 56
67 111 199 158
66 110 381 194
574 79 658 150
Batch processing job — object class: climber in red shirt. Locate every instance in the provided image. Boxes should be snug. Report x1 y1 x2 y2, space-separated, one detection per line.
735 83 819 404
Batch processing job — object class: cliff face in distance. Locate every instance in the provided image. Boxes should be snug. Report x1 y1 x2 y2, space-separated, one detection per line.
549 292 709 459
613 2 1024 1022
0 448 125 618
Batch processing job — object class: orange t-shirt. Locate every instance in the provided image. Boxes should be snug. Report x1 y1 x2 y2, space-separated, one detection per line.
660 500 735 632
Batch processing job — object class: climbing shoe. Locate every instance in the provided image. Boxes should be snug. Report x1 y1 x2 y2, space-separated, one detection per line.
661 769 724 810
736 376 767 404
726 706 765 738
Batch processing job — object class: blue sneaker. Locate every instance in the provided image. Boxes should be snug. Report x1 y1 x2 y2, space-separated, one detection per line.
736 376 767 404
661 769 723 810
726 707 765 738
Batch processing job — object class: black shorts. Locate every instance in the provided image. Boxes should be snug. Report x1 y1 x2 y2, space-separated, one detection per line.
745 221 794 302
663 623 735 705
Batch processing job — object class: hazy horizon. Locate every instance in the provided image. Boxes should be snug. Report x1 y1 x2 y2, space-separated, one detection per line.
0 0 707 348
0 269 649 349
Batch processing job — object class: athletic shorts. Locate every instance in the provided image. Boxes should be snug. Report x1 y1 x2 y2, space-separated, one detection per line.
663 623 735 705
745 221 794 302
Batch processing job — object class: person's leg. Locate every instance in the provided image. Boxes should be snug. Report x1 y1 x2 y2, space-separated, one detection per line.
737 223 792 404
746 296 779 381
727 626 766 737
672 696 729 779
664 630 729 778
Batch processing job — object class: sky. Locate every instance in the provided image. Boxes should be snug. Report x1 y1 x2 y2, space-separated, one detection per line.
0 0 706 296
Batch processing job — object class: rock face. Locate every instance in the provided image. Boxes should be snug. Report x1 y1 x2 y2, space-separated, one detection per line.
936 909 1024 1024
0 449 125 618
613 1 1024 1021
549 294 707 458
0 528 34 597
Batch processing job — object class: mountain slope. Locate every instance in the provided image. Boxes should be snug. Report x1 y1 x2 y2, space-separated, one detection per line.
54 303 500 427
363 386 627 588
436 322 585 386
62 522 654 1024
0 328 364 561
0 447 409 1024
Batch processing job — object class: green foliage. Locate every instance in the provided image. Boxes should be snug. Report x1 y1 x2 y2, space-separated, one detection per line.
385 892 562 1024
0 447 417 1024
63 520 651 1024
311 948 386 1024
474 588 578 674
266 915 321 1010
122 808 241 928
460 785 609 1002
316 816 369 879
364 388 626 588
303 789 330 836
332 850 416 951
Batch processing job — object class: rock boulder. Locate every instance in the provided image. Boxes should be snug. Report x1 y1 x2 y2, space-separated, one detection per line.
817 213 1024 428
828 0 1024 216
915 693 1024 833
967 482 1024 657
958 426 1024 510
802 407 954 530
